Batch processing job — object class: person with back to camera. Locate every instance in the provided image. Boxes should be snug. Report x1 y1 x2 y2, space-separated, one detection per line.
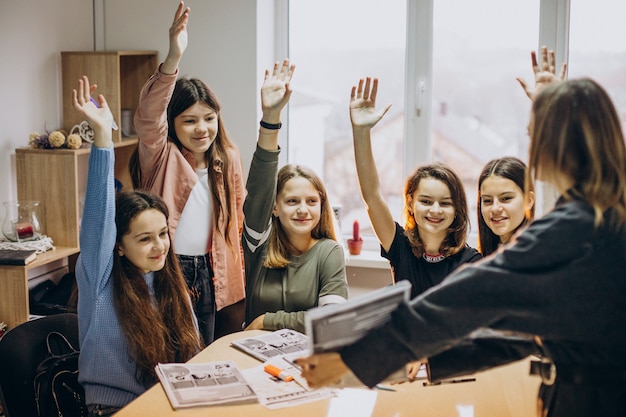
478 156 535 256
242 59 348 333
131 1 245 345
348 75 482 380
297 47 626 417
72 75 201 417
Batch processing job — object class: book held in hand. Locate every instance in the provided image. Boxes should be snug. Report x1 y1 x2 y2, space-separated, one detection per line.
155 361 258 409
230 329 310 362
305 280 412 354
0 249 37 266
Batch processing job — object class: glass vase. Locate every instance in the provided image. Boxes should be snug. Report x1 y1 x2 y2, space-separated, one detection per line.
2 200 43 242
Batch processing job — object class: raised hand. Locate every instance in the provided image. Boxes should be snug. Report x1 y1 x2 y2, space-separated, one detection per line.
260 59 296 122
516 45 567 100
350 77 391 130
163 1 190 74
72 75 113 149
72 75 114 139
169 1 189 59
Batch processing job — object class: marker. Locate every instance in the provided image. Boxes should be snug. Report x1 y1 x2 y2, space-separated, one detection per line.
90 96 119 130
264 364 294 382
422 377 476 387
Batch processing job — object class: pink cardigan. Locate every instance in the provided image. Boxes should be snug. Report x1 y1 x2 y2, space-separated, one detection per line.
133 67 245 311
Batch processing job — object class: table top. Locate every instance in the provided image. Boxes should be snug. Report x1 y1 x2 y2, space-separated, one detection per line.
114 330 540 417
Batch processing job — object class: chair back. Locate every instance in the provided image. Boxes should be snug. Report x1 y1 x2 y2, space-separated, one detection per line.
0 313 79 417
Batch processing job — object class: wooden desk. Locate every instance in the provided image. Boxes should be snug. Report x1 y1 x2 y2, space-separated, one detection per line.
0 246 79 329
115 330 541 417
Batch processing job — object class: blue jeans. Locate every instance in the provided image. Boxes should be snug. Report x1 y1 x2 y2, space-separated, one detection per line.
177 254 216 346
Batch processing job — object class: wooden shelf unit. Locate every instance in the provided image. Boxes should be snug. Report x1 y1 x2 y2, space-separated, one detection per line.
15 142 137 248
0 247 80 330
61 50 158 143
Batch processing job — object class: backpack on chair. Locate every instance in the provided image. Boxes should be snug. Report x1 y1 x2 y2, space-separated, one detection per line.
33 331 87 417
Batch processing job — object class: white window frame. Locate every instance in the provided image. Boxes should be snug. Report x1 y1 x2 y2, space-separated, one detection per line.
272 0 571 242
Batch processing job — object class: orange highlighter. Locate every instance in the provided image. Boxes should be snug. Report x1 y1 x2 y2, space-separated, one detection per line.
264 364 294 382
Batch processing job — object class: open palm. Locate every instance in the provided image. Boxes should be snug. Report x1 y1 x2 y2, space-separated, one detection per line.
516 46 567 100
350 77 390 129
261 59 295 113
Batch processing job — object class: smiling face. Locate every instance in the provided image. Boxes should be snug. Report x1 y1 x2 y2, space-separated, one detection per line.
173 102 218 167
480 175 527 243
409 177 456 243
117 208 170 274
273 176 322 248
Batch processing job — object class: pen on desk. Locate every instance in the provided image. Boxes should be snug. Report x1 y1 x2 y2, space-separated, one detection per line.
90 96 119 130
422 377 476 387
264 364 294 382
282 357 303 371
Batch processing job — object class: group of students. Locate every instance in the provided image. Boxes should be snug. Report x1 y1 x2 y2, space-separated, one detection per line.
69 2 626 417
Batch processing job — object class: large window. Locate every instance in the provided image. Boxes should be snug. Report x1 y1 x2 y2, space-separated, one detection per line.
430 0 539 233
568 0 626 131
288 0 406 243
285 0 621 244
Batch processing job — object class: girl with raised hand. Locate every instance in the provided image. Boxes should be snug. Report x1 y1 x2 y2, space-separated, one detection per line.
73 75 200 416
243 60 348 333
349 77 481 300
131 1 245 345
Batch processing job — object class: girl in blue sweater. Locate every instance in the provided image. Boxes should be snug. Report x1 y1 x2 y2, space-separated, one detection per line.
72 75 201 417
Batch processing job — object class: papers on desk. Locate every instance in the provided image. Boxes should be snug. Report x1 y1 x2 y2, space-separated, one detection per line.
230 328 310 362
230 330 336 408
155 361 258 408
242 356 337 409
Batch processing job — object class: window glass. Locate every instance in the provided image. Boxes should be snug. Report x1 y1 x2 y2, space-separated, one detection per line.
288 0 540 240
431 0 540 235
288 0 407 238
568 0 626 131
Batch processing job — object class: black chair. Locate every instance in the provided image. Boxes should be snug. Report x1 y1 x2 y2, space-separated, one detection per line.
0 313 79 417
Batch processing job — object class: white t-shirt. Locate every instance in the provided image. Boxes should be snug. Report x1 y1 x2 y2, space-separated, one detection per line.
174 168 212 255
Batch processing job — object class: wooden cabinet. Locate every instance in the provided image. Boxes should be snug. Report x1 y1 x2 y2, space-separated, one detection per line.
0 248 79 330
0 51 157 330
15 144 137 248
61 50 158 143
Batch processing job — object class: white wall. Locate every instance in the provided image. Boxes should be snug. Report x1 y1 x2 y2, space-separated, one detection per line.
0 0 265 208
0 0 93 206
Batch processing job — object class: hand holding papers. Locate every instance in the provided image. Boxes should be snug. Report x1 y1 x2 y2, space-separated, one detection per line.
305 281 411 353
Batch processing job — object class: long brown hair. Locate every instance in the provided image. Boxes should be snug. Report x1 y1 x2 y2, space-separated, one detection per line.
403 163 471 257
112 191 201 387
264 164 337 269
477 157 534 256
529 78 626 230
130 77 239 246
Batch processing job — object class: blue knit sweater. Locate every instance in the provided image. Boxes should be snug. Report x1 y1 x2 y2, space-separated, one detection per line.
75 145 155 407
